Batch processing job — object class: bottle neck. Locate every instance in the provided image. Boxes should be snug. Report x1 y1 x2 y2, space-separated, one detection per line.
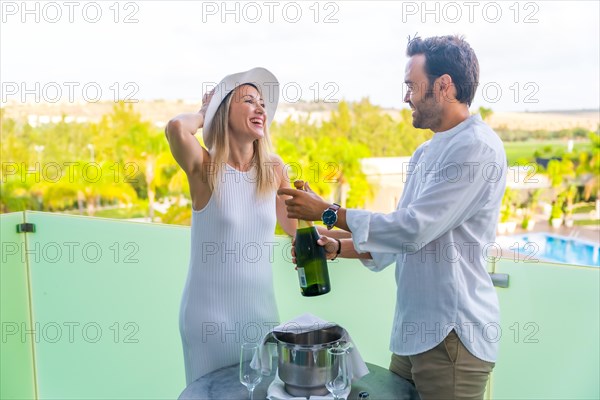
297 219 314 229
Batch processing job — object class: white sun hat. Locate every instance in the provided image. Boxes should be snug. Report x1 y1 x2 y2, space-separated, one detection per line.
202 67 280 146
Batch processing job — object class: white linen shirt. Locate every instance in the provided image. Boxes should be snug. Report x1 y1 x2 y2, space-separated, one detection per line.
346 114 506 362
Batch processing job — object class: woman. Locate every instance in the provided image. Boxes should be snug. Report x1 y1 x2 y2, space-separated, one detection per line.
165 67 296 384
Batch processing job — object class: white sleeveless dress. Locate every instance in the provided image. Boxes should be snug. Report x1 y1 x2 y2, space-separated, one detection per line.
179 164 280 385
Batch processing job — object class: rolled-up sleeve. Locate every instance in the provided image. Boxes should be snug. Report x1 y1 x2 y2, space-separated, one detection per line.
347 209 397 271
358 253 398 271
346 209 371 251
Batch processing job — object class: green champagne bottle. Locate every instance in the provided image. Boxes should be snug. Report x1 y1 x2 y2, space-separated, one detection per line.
293 181 331 296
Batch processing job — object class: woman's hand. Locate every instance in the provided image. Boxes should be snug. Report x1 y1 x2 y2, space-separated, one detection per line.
198 89 214 122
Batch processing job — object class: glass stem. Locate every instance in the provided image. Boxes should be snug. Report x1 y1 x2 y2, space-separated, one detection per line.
249 388 254 400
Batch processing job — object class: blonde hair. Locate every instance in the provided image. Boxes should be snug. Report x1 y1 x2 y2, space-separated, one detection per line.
203 85 277 196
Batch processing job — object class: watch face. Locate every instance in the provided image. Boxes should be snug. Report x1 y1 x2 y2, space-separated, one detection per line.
322 209 337 226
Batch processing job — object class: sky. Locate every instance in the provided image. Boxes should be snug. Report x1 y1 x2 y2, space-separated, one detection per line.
1 0 599 112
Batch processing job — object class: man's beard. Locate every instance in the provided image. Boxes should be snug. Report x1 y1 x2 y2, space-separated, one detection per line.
411 92 442 130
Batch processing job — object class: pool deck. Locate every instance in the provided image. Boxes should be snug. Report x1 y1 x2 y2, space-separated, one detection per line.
506 213 600 244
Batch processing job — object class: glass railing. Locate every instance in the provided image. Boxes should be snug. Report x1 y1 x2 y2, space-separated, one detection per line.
490 257 599 399
1 211 599 399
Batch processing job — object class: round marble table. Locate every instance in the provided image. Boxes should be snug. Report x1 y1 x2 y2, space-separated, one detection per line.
179 362 420 400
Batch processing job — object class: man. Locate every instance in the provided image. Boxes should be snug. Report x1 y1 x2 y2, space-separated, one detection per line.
278 35 507 400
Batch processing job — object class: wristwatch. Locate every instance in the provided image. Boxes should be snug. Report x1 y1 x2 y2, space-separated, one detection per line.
321 203 340 230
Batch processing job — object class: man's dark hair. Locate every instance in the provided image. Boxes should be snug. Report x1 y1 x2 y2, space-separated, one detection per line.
406 35 479 106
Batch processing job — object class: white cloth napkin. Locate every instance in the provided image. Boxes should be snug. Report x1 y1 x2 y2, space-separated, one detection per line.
267 375 334 400
273 312 337 334
262 313 370 381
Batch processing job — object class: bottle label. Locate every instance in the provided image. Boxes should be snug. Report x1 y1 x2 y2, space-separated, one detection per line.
297 268 307 288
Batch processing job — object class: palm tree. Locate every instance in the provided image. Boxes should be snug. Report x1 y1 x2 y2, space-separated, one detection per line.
99 102 178 221
29 161 138 215
582 132 600 203
140 133 177 221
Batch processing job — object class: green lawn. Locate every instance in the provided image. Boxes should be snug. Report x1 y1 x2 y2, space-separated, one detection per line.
93 205 148 219
574 219 600 226
60 202 149 219
574 204 597 213
504 140 592 165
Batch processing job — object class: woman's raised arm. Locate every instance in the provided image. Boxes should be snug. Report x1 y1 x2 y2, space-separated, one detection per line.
165 91 212 176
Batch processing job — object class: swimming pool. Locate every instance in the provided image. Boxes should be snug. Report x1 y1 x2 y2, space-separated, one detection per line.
499 233 600 267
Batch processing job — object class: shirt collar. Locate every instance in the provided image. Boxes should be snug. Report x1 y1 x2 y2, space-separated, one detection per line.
433 114 481 140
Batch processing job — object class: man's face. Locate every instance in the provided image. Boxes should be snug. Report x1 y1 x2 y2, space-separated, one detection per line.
404 55 443 131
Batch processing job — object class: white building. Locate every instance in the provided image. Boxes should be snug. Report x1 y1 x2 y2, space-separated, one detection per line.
360 157 411 213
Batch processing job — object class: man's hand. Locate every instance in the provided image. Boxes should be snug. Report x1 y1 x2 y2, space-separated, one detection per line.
277 181 330 221
317 236 341 260
291 235 340 265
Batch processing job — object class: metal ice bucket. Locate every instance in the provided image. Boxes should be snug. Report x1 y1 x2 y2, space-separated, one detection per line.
264 325 347 397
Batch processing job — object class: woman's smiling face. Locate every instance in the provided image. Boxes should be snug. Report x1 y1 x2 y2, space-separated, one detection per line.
228 84 267 141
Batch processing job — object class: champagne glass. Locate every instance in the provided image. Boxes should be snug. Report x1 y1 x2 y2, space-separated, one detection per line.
326 346 350 400
240 342 262 400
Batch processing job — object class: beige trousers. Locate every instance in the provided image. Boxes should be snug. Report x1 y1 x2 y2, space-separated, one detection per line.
390 330 495 400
